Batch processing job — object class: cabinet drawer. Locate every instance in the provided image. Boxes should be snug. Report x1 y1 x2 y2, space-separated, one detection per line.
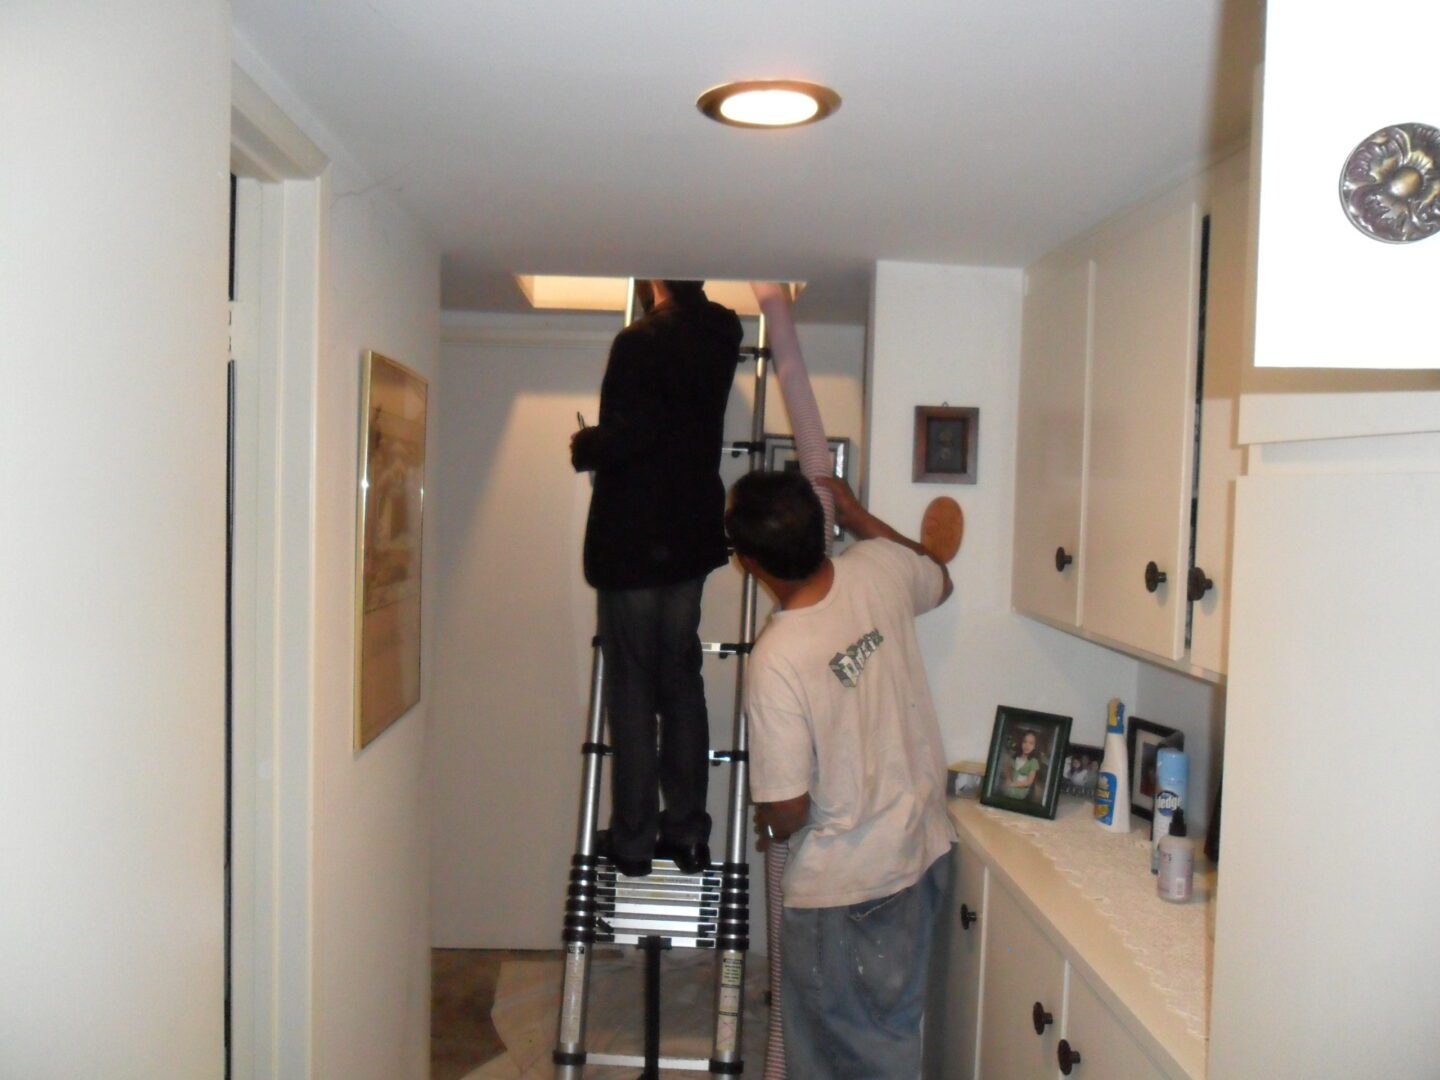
1060 965 1169 1080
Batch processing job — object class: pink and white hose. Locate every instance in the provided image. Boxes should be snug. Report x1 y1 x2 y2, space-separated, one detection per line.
751 282 834 1080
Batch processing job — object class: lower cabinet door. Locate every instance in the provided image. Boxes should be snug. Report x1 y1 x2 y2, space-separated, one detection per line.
923 843 986 1080
1060 965 1169 1079
978 879 1066 1080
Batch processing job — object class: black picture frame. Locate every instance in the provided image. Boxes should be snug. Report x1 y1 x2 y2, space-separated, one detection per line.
912 405 979 484
980 705 1073 820
763 433 850 539
1127 718 1184 820
1058 741 1104 800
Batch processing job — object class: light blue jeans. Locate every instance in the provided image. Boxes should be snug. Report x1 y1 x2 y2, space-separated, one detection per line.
780 853 950 1079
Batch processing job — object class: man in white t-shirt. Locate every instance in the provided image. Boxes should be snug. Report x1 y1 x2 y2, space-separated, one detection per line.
725 470 957 1079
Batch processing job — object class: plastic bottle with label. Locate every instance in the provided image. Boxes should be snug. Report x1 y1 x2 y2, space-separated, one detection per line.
1157 808 1195 902
1094 698 1130 833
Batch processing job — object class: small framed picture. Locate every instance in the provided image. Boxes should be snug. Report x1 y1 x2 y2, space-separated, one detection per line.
913 405 979 484
1127 718 1184 820
1058 741 1103 800
763 434 850 538
980 705 1073 820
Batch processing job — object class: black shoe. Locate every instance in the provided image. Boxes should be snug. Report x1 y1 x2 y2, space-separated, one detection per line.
658 838 711 875
595 829 652 878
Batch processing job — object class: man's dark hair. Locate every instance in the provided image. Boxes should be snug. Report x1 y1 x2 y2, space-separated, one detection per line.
663 280 707 306
726 471 826 581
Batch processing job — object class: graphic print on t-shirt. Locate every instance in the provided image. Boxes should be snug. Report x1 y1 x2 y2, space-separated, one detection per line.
828 629 884 688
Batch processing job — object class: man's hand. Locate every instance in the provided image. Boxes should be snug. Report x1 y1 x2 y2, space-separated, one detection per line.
753 793 810 850
814 475 867 533
813 475 953 605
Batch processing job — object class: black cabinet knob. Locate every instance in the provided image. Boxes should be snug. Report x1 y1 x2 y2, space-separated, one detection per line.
1054 546 1073 572
1187 566 1214 602
1032 1001 1054 1036
1058 1039 1082 1074
960 903 978 930
1144 561 1168 593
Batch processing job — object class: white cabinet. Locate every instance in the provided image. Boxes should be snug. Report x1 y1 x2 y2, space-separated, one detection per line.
1012 255 1092 628
979 879 1066 1079
1211 468 1440 1077
1083 188 1200 660
932 804 1205 1079
924 845 985 1080
1061 965 1168 1080
1011 150 1250 677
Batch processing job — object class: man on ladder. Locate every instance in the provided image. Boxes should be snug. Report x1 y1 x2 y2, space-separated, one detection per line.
570 278 743 877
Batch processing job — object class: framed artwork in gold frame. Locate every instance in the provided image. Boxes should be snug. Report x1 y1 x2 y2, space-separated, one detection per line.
355 350 428 749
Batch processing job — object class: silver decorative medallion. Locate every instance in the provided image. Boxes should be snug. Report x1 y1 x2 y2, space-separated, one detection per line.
1339 123 1440 243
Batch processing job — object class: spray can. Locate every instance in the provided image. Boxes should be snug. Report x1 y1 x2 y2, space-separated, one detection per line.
1151 747 1190 873
1094 698 1130 833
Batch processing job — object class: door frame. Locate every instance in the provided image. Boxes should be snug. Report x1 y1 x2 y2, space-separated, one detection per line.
229 62 328 1080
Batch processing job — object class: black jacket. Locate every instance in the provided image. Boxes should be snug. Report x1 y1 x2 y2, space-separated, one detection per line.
572 297 743 590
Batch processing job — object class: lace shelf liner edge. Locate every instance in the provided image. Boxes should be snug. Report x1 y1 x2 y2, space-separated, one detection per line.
971 797 1212 1042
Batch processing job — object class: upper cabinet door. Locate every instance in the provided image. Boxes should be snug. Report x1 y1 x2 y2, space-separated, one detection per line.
1013 255 1092 628
1084 187 1201 660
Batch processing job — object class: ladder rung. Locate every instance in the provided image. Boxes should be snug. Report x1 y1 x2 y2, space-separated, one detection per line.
606 915 717 935
701 641 751 657
609 899 718 918
607 931 715 950
589 1053 712 1071
722 440 764 457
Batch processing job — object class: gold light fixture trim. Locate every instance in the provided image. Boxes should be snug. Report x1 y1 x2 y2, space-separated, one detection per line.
697 80 841 129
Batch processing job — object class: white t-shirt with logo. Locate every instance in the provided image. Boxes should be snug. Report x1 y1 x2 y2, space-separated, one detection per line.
746 538 957 908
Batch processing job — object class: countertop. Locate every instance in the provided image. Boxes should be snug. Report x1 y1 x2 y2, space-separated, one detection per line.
948 797 1212 1080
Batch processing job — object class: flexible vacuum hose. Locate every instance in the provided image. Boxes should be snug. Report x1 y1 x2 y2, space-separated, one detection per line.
751 282 835 1080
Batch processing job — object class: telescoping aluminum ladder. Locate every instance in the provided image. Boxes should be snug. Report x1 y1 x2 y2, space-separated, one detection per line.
553 281 771 1079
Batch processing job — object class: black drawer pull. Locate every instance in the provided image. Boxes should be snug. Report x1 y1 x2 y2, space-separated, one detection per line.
1058 1038 1082 1074
1055 546 1073 572
1144 561 1168 593
959 903 978 930
1032 1001 1053 1035
1187 565 1214 602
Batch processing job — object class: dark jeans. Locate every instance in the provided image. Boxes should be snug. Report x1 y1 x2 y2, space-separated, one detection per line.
597 577 712 861
781 854 950 1079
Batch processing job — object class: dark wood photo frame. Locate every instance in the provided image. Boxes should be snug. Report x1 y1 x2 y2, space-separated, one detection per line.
913 405 979 484
1127 717 1184 821
980 705 1073 820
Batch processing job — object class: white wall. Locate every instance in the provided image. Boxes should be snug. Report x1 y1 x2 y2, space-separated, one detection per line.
867 262 1143 759
431 311 867 948
236 40 441 1079
0 3 230 1076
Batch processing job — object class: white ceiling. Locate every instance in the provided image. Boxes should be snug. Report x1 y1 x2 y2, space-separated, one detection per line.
233 1 1263 323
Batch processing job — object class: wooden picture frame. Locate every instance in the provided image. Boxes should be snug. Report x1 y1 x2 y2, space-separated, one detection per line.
913 405 978 484
1127 717 1184 820
355 350 428 750
980 705 1073 819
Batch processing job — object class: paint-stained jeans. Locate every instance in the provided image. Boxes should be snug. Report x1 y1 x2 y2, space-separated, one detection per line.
781 853 950 1079
597 577 712 861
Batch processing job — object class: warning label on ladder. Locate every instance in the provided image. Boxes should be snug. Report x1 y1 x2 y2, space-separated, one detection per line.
715 951 744 1052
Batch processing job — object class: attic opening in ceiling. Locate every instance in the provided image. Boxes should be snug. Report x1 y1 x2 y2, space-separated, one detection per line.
515 275 804 317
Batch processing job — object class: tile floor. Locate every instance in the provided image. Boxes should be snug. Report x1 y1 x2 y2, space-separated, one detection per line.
431 948 561 1080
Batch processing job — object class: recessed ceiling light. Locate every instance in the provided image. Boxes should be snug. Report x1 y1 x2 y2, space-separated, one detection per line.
697 80 841 129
